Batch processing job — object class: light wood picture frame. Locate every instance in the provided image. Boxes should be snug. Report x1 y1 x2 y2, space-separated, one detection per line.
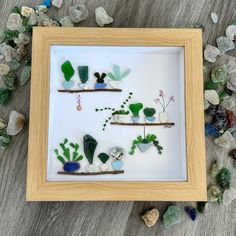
27 27 206 201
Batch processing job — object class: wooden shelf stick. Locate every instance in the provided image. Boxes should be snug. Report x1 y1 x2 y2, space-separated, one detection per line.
58 170 124 175
58 89 122 93
110 122 175 126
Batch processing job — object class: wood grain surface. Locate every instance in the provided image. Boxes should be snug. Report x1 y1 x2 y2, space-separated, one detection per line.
0 0 236 235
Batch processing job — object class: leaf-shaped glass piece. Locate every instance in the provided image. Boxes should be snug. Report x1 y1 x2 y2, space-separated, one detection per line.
98 153 109 163
61 60 75 81
83 134 97 164
121 68 131 79
113 65 121 80
78 66 89 83
129 103 143 116
107 72 116 80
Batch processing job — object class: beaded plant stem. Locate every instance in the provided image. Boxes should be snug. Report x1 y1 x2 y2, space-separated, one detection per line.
95 92 133 130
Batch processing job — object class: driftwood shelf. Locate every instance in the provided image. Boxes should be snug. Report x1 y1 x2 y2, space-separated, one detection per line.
110 122 175 126
58 89 122 93
58 170 124 175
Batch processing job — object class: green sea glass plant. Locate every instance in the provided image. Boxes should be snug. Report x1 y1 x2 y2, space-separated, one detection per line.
54 138 83 164
78 66 89 84
61 60 75 81
143 107 156 117
129 103 143 117
107 65 131 81
83 134 97 164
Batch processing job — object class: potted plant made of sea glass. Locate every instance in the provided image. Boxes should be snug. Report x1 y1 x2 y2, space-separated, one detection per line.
110 146 125 170
112 110 130 123
154 90 174 123
107 65 131 89
129 134 163 155
83 134 98 172
98 152 110 171
143 107 156 123
94 72 107 89
54 138 83 172
78 66 89 90
129 103 143 123
61 60 75 90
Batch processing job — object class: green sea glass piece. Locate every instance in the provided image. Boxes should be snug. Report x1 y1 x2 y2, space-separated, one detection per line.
204 80 219 90
0 129 11 149
0 89 11 106
98 153 109 163
78 66 89 84
20 66 31 85
61 60 75 81
83 135 97 164
3 72 17 91
217 167 231 189
129 103 143 117
8 59 20 71
211 65 229 83
163 206 181 228
197 202 206 213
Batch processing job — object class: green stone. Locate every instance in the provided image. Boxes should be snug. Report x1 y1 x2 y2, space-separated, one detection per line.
8 59 21 71
20 66 31 85
196 202 206 213
163 206 181 229
3 72 17 91
98 153 109 164
0 129 11 149
211 65 229 83
3 30 19 40
204 80 219 90
11 6 20 14
207 186 223 204
0 89 11 106
217 167 231 189
61 60 75 81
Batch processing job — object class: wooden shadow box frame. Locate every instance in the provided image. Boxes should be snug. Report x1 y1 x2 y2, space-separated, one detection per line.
27 27 206 201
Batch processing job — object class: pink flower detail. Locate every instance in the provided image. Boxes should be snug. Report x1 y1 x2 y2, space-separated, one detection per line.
170 96 174 102
159 90 164 97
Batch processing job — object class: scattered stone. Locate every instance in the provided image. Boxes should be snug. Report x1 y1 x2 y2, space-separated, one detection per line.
20 66 31 85
206 105 226 117
163 206 181 229
211 65 229 83
216 167 231 189
35 5 48 14
95 6 113 27
211 115 227 130
216 36 235 55
205 123 219 137
221 97 235 110
6 110 25 136
210 159 223 177
52 0 63 8
214 131 234 149
207 185 223 204
69 4 88 23
211 12 218 23
0 117 7 130
196 202 206 213
204 90 219 105
141 208 159 227
21 6 35 18
226 25 236 41
228 148 236 160
205 80 219 90
0 89 11 106
7 59 20 71
0 64 10 76
28 13 38 25
227 59 236 74
3 44 14 62
204 45 220 63
193 23 205 30
16 44 27 61
6 13 23 31
184 206 197 221
42 0 51 8
37 12 49 26
0 129 11 149
3 72 17 90
59 16 74 27
43 18 60 27
14 33 30 46
226 110 236 128
223 188 236 206
227 77 236 92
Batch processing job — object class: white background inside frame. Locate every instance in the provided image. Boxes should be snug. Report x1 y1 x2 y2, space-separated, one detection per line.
47 45 187 181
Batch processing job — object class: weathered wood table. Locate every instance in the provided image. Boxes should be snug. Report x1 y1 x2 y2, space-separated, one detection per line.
0 0 235 235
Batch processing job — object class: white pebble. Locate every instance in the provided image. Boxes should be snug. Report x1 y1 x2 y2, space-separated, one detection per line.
226 25 236 41
95 6 113 27
204 45 220 63
211 12 218 23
